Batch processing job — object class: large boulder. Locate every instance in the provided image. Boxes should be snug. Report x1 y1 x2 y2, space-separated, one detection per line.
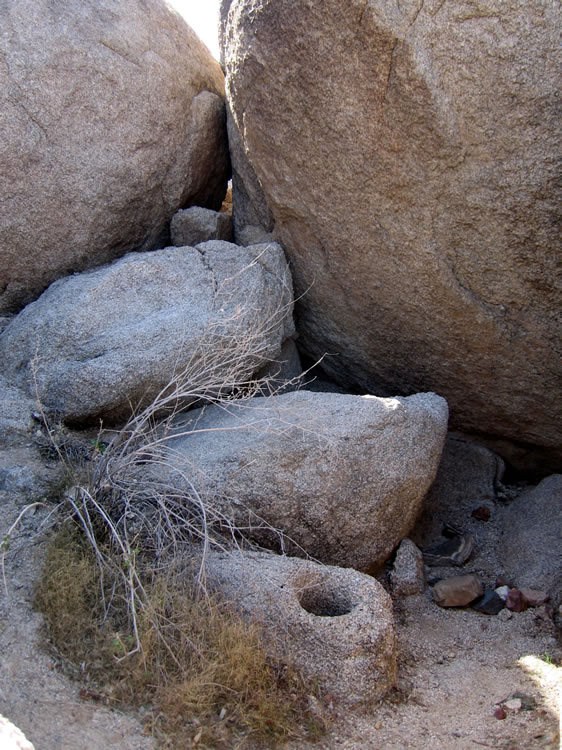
161 390 448 570
0 242 294 423
0 0 230 313
204 551 397 705
220 0 562 470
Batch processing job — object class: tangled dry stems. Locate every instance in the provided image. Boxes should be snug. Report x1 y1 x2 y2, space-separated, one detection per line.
32 271 325 745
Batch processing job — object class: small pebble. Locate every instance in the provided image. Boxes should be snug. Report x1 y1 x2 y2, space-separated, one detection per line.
504 698 522 712
506 588 528 613
375 721 382 730
519 588 549 607
471 505 491 521
495 585 510 601
494 706 506 720
472 589 505 615
495 575 511 588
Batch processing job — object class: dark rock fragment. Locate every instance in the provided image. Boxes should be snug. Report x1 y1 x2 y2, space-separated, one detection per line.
471 589 505 615
471 505 491 521
423 533 474 567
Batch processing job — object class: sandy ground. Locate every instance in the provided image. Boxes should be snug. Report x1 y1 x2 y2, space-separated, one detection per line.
0 443 560 750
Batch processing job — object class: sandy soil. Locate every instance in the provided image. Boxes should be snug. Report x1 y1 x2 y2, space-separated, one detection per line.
0 443 559 750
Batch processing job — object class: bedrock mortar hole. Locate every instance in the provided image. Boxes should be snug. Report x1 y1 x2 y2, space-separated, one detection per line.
298 586 354 617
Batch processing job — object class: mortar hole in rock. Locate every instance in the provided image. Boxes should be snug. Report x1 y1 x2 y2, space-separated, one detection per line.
298 585 354 617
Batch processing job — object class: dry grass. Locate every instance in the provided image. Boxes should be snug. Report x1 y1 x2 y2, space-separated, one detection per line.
35 525 323 748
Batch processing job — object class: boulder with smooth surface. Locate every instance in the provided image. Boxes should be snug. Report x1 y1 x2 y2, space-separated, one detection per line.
1 0 230 312
221 0 561 470
161 390 448 570
0 242 294 423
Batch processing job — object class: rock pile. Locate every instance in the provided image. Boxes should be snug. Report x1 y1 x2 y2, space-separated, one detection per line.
0 2 560 739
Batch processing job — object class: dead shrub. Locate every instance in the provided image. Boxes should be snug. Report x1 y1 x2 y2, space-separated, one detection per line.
30 271 326 746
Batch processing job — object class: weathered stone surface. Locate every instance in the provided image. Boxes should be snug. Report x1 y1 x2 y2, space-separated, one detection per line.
0 446 65 499
162 390 448 570
432 575 483 608
0 715 35 750
221 0 561 469
412 433 503 546
0 242 294 423
0 377 35 446
170 206 233 246
1 0 230 313
204 551 397 705
390 538 425 596
498 475 562 607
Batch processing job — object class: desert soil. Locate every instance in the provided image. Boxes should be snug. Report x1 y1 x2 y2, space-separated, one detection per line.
0 445 560 750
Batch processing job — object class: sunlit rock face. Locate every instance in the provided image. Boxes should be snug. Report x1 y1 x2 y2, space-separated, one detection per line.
220 0 561 472
1 0 230 312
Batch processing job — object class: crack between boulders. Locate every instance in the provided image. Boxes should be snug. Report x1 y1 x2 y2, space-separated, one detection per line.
196 247 218 296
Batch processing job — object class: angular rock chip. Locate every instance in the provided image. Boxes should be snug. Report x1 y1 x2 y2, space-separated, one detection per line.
471 589 505 616
506 589 528 613
519 588 549 607
432 575 483 607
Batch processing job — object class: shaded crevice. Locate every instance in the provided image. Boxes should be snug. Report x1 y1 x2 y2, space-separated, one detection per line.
196 247 218 296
